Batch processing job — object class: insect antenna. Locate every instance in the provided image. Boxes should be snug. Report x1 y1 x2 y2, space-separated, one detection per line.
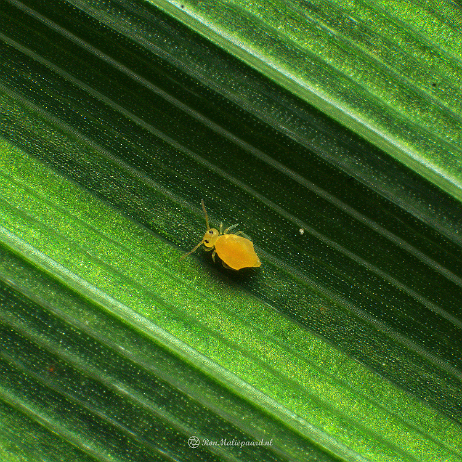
201 199 211 230
179 200 210 261
179 240 204 260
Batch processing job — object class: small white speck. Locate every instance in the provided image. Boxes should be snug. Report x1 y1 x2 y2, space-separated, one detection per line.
299 228 305 235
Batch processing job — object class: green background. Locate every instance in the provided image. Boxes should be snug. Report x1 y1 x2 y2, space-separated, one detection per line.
1 0 461 461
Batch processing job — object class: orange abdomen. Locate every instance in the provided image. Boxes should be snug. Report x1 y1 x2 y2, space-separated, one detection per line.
215 234 261 270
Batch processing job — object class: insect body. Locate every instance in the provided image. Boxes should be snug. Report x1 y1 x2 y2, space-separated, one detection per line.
181 200 261 270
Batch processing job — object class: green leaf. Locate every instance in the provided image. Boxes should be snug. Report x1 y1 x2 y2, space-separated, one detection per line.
1 1 461 461
153 0 462 199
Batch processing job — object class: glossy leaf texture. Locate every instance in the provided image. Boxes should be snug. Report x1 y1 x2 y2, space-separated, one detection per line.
1 1 461 462
155 0 462 200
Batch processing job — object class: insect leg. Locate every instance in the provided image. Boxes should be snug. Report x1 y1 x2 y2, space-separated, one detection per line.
234 231 252 240
223 223 239 234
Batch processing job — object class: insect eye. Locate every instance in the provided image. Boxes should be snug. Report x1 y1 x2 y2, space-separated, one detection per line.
208 230 214 235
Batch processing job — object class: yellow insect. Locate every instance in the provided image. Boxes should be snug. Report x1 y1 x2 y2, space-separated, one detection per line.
181 200 261 270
